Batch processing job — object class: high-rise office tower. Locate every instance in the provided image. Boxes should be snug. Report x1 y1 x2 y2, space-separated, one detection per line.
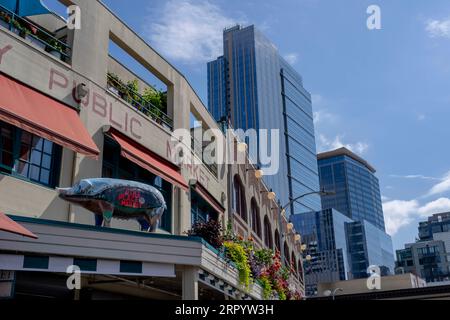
317 147 385 231
208 25 321 214
314 147 395 282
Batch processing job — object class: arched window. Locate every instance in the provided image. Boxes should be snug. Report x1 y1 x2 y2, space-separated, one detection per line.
274 229 281 252
298 260 304 282
284 242 290 266
264 216 273 249
233 176 247 222
291 252 297 273
250 198 261 238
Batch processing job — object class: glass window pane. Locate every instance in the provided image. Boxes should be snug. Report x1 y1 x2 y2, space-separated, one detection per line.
30 165 40 181
40 169 50 184
21 132 32 145
30 150 42 165
1 151 13 168
42 154 52 169
17 161 29 176
32 136 44 150
43 140 53 154
20 144 31 161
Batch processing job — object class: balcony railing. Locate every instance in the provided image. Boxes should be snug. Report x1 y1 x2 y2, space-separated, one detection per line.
0 5 71 62
107 73 173 131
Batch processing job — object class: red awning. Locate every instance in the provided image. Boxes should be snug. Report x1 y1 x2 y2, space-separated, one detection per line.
0 74 99 158
0 213 38 239
193 183 225 214
108 129 188 191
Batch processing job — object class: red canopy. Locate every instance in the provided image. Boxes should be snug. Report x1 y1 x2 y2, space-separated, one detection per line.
0 74 99 158
0 213 38 239
108 129 188 191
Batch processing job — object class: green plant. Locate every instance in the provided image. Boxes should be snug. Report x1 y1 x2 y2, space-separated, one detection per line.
187 220 223 249
223 241 252 288
258 276 272 300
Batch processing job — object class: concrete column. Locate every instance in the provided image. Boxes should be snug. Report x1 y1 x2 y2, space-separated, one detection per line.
182 266 199 300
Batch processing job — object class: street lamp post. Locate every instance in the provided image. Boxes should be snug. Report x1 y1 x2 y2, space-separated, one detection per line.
278 189 335 265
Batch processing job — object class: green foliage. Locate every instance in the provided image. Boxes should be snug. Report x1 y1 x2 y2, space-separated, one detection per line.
223 241 252 288
253 249 274 266
187 220 223 249
258 276 272 300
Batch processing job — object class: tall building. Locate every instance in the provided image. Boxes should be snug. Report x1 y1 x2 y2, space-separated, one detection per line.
396 213 450 283
208 25 321 214
291 147 396 294
290 209 352 296
291 208 395 296
318 147 385 231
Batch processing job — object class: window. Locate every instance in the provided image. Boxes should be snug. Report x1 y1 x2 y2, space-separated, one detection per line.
191 189 218 225
250 198 261 238
233 176 247 222
102 137 172 232
264 216 273 249
284 242 290 266
0 121 61 188
274 229 281 252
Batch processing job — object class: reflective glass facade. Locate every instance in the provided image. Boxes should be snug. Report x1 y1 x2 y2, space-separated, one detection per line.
207 25 321 214
346 220 395 279
291 209 352 296
318 153 385 231
207 56 227 121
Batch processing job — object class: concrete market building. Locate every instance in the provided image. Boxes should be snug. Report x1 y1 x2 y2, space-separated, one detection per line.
0 0 304 300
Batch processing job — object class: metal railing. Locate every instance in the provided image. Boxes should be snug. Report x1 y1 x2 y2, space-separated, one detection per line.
0 5 71 62
106 73 173 130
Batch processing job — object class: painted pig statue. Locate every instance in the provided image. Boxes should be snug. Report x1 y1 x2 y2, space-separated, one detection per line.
57 178 166 232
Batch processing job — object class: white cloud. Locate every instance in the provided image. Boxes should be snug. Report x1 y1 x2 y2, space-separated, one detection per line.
426 171 450 197
283 53 298 65
382 196 450 235
390 174 440 181
426 18 450 38
143 0 242 64
318 134 369 155
383 200 419 236
418 198 450 217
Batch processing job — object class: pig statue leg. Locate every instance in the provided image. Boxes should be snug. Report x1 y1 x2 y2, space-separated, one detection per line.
147 206 165 232
99 202 114 228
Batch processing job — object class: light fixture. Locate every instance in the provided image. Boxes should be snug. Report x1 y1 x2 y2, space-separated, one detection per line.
261 189 276 201
267 191 276 201
301 244 307 252
305 255 312 262
76 83 89 99
294 234 301 242
246 167 264 179
287 222 294 232
254 169 264 179
237 142 248 153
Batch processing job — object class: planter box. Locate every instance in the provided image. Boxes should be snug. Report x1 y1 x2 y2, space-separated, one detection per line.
25 34 46 50
107 85 119 96
0 19 10 30
49 50 62 60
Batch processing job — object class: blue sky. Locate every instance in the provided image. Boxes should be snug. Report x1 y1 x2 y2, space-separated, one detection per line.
46 0 450 250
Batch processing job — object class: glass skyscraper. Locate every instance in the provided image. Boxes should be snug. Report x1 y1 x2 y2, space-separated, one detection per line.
207 25 321 213
291 209 352 296
318 147 385 231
